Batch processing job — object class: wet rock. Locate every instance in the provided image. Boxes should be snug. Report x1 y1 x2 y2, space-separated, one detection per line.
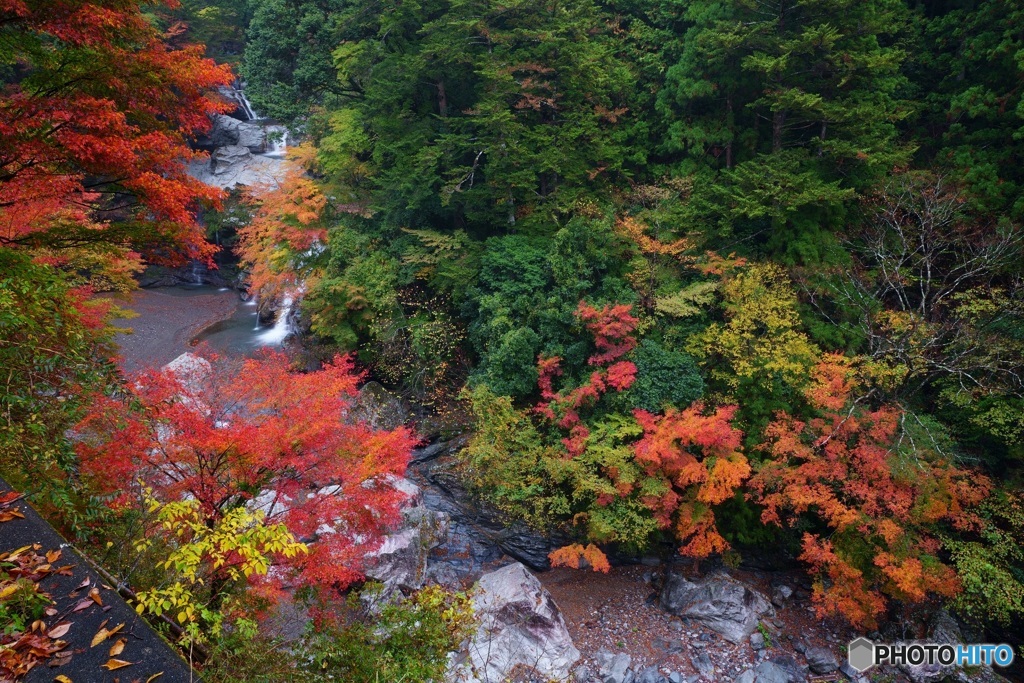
201 114 267 152
659 572 773 644
771 585 793 607
690 652 714 680
750 632 765 650
210 145 252 175
450 563 579 683
595 652 632 683
635 665 667 683
804 646 838 674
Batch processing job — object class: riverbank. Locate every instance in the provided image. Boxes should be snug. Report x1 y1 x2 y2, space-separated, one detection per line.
113 286 240 373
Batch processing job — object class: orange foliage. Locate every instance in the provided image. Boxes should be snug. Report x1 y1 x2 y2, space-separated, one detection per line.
238 161 328 299
549 543 612 573
750 354 989 627
615 216 692 259
633 405 749 558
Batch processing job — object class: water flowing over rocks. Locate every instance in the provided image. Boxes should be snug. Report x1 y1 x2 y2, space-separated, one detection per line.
447 562 580 683
659 572 774 644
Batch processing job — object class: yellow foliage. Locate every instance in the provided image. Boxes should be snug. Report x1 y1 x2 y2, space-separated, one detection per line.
687 263 819 395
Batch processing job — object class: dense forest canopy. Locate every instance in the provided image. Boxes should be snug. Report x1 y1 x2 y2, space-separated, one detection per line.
1 0 1023 679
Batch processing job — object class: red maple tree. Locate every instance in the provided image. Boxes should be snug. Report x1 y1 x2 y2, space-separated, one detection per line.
536 301 638 456
0 0 233 264
74 350 417 592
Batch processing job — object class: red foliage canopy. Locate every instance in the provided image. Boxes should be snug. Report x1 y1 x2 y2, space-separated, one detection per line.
0 0 233 263
536 301 638 456
74 350 416 591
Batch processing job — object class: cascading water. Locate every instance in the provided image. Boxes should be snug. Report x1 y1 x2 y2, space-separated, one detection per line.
233 85 257 121
256 295 294 345
264 125 288 158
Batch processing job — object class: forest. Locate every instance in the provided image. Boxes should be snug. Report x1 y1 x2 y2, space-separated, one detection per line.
0 0 1022 681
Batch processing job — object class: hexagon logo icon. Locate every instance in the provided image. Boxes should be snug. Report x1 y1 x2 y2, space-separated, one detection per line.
848 637 875 673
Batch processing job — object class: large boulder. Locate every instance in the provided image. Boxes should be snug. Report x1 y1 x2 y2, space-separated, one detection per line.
364 506 449 592
449 563 580 683
210 145 253 175
659 572 773 644
202 114 266 153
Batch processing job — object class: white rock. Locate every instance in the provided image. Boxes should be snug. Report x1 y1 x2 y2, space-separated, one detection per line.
448 563 580 683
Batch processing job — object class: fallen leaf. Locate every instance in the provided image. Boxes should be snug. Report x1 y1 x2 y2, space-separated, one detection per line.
44 607 58 617
54 675 72 683
100 658 133 670
75 578 90 590
146 673 164 683
46 623 71 639
71 599 92 613
91 622 122 647
46 549 61 563
48 651 72 667
87 587 102 606
108 638 125 657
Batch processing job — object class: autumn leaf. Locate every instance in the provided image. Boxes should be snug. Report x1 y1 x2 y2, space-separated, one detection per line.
101 659 133 670
146 673 164 683
90 623 122 647
108 639 125 657
46 623 71 639
54 675 72 683
71 600 92 613
87 587 102 606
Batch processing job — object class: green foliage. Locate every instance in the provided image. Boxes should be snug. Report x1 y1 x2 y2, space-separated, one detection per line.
945 492 1024 628
303 585 475 683
0 249 115 492
468 218 635 398
241 0 348 122
134 497 306 644
621 339 703 413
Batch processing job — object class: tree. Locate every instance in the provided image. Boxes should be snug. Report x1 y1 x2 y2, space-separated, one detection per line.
750 354 989 627
241 0 346 123
828 172 1024 402
74 350 417 595
917 1 1024 221
0 249 116 493
688 262 820 428
237 159 329 302
0 0 233 265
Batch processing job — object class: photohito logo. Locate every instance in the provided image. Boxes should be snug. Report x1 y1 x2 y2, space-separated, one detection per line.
847 638 1016 673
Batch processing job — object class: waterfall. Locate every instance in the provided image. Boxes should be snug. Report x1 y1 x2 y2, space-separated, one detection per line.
190 261 203 284
256 294 294 345
235 86 257 121
264 125 288 158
